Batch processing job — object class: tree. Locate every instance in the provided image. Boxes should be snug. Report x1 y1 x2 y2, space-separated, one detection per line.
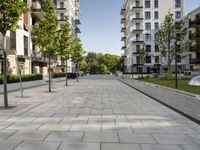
138 44 148 79
156 11 189 79
71 37 84 82
57 16 72 86
33 0 58 92
0 0 28 108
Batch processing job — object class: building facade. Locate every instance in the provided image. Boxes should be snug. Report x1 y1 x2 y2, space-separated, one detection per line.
0 0 80 76
121 0 184 74
185 6 200 72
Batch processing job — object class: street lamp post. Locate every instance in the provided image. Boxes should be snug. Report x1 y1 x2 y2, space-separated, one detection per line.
175 42 178 89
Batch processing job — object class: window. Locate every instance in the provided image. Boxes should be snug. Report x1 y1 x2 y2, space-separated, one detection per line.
136 34 140 40
154 22 159 30
155 45 159 52
155 56 159 63
175 11 181 19
60 2 64 8
24 36 28 56
136 23 140 29
10 32 16 49
146 45 151 52
136 45 140 52
154 0 158 8
145 1 151 8
145 23 151 30
145 12 151 19
145 34 151 41
60 13 64 20
154 11 159 19
175 0 181 8
136 12 140 18
146 56 151 63
177 55 182 63
136 1 140 7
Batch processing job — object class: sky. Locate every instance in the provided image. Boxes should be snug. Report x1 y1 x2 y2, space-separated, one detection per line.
80 0 200 56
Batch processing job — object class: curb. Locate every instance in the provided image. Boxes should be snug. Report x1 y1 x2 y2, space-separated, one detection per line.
118 78 200 125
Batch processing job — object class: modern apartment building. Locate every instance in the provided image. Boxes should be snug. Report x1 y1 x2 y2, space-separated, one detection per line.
185 6 200 71
0 0 81 76
0 0 32 75
121 0 184 74
56 0 81 73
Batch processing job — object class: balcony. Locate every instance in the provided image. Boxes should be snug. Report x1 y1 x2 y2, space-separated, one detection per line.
75 18 81 25
31 1 44 20
131 37 144 43
121 36 126 41
121 17 126 24
57 7 67 12
75 27 81 33
130 26 143 32
121 45 126 50
130 4 143 10
121 27 126 32
120 8 126 15
190 58 200 64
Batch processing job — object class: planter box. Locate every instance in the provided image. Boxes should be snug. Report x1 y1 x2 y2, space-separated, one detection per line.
0 80 46 94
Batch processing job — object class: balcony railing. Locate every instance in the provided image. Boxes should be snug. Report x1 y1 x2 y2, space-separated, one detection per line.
121 18 126 24
121 27 126 32
120 8 126 15
130 3 143 9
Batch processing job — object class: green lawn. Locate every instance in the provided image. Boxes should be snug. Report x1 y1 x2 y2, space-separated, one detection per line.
139 78 200 95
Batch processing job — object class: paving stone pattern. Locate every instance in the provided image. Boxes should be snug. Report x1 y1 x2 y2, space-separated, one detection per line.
0 76 199 150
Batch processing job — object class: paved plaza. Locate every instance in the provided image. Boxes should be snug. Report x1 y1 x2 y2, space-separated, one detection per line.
0 76 200 150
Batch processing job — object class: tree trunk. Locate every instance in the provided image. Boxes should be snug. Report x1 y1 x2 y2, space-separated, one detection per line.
48 53 51 92
3 35 8 108
76 63 79 82
65 59 68 86
141 65 144 79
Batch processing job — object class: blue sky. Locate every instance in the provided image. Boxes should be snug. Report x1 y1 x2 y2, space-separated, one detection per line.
80 0 200 56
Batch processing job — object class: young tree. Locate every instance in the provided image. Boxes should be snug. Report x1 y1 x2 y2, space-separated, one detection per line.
57 16 72 86
33 0 58 92
71 37 84 82
138 44 148 79
156 11 189 79
0 0 28 108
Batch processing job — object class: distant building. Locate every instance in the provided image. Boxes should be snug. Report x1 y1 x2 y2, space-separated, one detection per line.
121 0 185 74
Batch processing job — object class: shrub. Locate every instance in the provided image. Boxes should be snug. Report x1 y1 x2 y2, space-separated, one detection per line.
52 72 77 79
0 74 43 84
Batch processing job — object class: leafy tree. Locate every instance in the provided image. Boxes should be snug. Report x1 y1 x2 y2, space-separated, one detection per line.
156 11 189 79
0 0 28 108
138 44 148 79
71 37 84 82
33 0 58 92
57 16 72 86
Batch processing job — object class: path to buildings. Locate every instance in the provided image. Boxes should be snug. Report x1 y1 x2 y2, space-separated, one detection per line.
0 75 199 150
119 78 200 123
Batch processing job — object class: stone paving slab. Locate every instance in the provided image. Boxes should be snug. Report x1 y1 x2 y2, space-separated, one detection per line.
119 79 200 122
0 76 199 150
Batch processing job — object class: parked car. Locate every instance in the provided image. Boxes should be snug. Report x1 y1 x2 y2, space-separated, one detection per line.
188 75 200 86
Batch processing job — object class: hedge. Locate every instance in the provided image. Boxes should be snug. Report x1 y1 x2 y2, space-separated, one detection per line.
0 74 43 84
52 73 78 79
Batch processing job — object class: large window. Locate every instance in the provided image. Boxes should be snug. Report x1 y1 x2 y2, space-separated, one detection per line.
136 45 140 52
145 34 151 42
60 13 64 20
146 45 151 52
175 0 181 8
154 22 159 30
175 11 181 19
154 11 159 19
154 0 158 8
145 1 151 8
60 2 64 8
136 1 140 7
145 12 151 20
24 36 28 56
155 45 159 52
146 56 151 63
145 23 151 30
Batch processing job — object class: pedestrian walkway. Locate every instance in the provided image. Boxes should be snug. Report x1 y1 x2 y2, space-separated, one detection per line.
119 78 200 123
0 76 199 150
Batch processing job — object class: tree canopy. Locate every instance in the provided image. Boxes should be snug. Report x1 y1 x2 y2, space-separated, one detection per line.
80 52 122 74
